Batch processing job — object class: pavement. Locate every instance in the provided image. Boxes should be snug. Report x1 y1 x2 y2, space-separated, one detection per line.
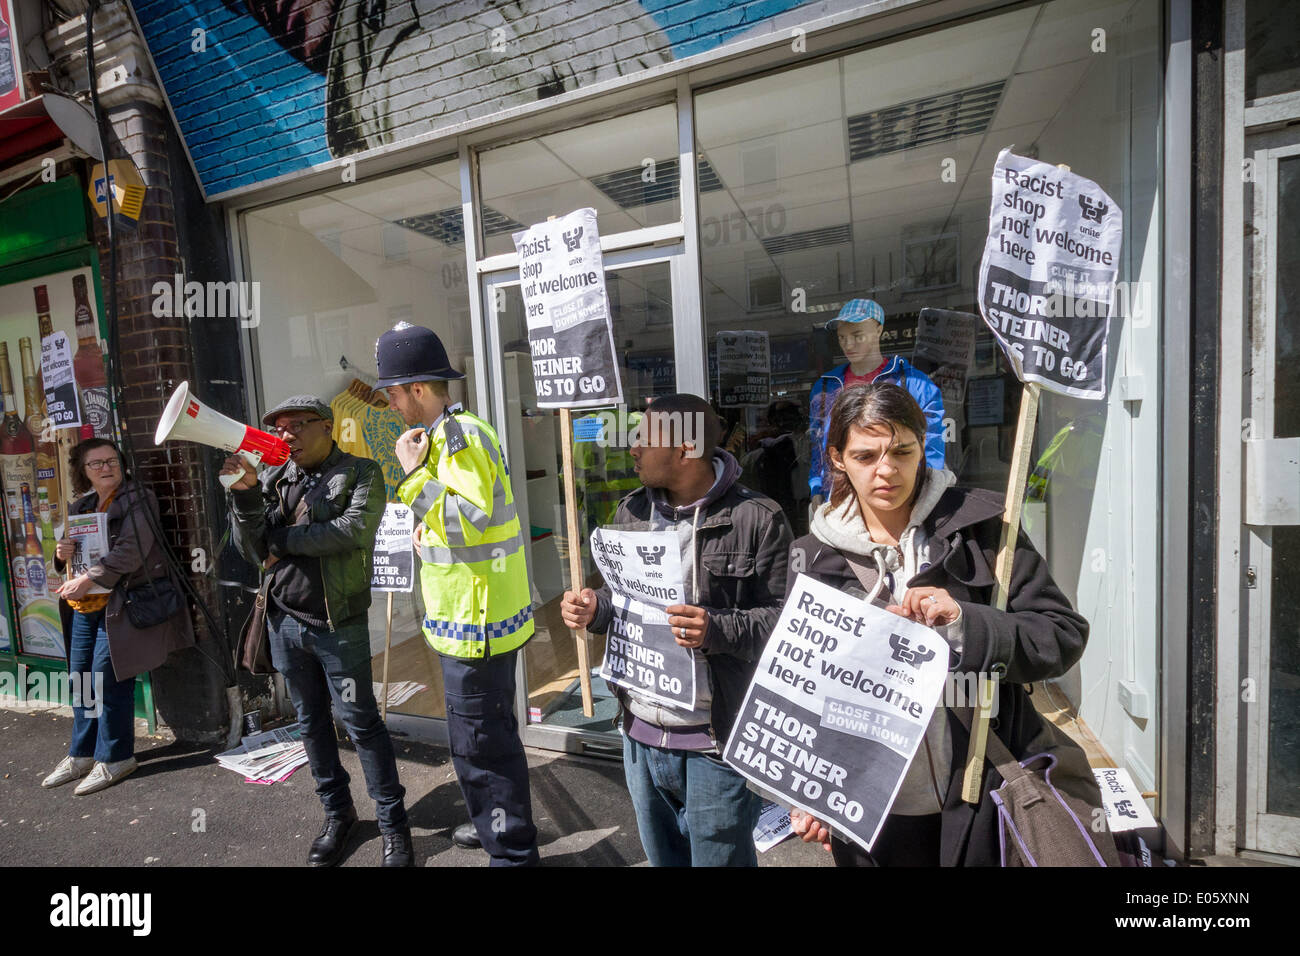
0 703 830 868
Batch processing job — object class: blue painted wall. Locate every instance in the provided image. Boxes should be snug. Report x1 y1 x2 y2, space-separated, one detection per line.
132 0 841 197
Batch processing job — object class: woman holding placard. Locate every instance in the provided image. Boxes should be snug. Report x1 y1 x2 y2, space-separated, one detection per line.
785 383 1092 866
40 438 193 796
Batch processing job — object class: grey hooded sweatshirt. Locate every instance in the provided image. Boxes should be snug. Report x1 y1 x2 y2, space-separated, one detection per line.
621 451 743 738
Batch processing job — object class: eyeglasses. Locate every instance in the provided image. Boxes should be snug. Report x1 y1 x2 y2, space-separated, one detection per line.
272 418 326 436
85 459 119 471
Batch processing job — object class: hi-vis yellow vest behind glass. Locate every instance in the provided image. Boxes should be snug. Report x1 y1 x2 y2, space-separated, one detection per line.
398 405 533 658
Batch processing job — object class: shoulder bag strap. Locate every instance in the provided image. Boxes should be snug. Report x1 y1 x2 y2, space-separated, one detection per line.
953 706 1028 786
842 554 888 607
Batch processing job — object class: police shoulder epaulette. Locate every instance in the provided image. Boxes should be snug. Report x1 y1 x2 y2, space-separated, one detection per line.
442 407 468 457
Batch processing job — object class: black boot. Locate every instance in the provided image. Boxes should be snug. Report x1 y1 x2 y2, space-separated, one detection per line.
308 808 358 867
452 822 482 850
382 827 415 867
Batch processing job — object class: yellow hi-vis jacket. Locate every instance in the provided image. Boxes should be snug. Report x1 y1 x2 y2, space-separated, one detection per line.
397 404 533 658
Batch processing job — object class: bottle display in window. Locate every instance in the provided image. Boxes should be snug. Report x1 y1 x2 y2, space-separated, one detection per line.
21 483 45 600
21 334 62 529
72 275 112 439
7 488 29 606
0 340 36 497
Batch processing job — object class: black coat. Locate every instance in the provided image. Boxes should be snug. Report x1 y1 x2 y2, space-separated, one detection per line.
787 485 1090 866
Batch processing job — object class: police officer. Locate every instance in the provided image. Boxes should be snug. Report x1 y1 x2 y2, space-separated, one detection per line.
376 323 540 867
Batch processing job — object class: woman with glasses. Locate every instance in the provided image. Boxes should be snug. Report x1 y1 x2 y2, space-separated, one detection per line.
41 438 194 795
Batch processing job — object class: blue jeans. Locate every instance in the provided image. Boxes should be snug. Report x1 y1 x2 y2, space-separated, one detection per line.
441 651 539 866
622 734 761 867
68 609 136 764
267 608 408 833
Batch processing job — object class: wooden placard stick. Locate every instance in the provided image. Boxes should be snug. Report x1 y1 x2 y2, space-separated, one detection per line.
559 406 595 717
381 590 394 721
960 381 1040 803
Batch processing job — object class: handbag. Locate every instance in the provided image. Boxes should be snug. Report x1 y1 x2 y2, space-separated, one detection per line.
957 708 1121 867
120 576 183 629
235 574 274 675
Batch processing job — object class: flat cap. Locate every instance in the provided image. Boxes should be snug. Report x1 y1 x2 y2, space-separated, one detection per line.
261 395 333 426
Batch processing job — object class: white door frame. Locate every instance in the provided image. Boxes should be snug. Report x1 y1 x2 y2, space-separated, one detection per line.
1241 132 1300 858
480 243 692 755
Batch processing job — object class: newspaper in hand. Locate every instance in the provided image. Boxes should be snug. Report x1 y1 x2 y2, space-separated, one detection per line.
65 513 110 595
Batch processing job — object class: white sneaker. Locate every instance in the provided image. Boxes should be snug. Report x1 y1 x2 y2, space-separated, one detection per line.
73 757 138 795
41 755 94 789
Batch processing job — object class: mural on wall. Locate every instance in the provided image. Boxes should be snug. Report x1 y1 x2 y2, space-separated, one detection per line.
132 0 835 196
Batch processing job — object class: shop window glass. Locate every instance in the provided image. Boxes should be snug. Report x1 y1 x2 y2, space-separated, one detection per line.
477 105 679 257
1267 155 1300 815
1246 0 1300 101
482 262 676 731
241 159 474 721
695 0 1163 771
0 267 111 661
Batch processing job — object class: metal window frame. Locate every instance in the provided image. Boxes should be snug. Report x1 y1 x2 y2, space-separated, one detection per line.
1215 0 1246 860
1241 134 1300 858
1159 0 1194 862
479 241 688 756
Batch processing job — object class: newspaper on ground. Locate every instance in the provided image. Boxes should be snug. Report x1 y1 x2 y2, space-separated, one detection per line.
215 723 308 784
374 680 426 708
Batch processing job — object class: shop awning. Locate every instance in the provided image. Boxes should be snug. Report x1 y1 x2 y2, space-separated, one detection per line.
0 96 69 169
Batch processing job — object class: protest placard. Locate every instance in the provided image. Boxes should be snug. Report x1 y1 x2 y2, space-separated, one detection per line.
513 208 623 409
590 526 695 710
40 332 81 429
912 308 976 408
977 148 1122 399
717 331 771 408
962 150 1124 802
371 503 414 592
66 513 109 595
723 573 949 852
1093 767 1158 832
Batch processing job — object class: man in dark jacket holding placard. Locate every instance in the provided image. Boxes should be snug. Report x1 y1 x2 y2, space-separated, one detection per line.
562 393 793 866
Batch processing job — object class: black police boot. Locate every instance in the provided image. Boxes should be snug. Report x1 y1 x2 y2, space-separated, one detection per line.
452 822 483 850
308 808 358 867
382 827 415 867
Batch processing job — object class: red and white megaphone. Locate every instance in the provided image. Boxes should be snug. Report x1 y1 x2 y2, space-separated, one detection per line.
155 381 291 489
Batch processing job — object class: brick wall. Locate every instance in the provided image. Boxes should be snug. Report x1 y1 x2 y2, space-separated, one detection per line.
90 102 207 573
90 98 235 744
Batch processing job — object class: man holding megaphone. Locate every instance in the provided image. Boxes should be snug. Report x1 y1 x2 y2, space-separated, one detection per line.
224 396 414 868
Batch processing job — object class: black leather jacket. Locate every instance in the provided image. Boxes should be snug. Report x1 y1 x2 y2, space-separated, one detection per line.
229 444 383 630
